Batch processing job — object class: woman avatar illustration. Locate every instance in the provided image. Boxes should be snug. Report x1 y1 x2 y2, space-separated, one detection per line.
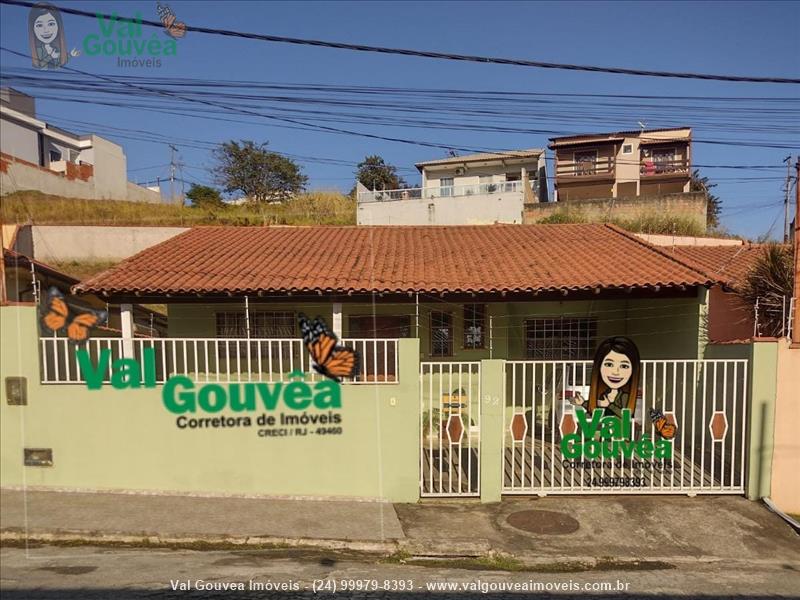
28 3 68 70
573 336 641 420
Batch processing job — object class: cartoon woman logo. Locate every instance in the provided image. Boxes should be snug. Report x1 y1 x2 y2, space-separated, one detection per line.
28 3 68 70
586 336 641 419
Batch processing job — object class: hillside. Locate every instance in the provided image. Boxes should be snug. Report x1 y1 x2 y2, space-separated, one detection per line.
0 191 356 226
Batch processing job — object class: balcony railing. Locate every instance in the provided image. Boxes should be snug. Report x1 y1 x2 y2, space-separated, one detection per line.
357 180 533 203
39 337 400 384
555 157 615 177
640 158 690 176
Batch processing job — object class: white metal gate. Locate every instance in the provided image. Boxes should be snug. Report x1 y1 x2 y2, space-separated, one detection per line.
503 360 748 495
420 362 481 497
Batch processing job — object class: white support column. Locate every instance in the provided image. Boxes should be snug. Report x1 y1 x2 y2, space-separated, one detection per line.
121 303 134 358
332 302 343 337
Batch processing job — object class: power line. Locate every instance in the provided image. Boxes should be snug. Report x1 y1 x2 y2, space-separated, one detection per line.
2 0 798 84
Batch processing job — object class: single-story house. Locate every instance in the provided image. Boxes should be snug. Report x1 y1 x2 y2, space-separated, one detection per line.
7 223 773 503
74 223 715 364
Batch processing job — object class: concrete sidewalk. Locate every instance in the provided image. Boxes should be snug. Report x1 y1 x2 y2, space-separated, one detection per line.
0 489 404 550
1 489 798 567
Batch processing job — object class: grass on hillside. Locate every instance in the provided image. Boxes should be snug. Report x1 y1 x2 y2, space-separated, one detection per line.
47 259 120 281
536 208 713 237
0 191 356 226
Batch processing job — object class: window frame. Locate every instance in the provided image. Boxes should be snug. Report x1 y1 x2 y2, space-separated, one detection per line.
573 149 598 175
523 316 598 360
463 303 486 350
430 311 454 357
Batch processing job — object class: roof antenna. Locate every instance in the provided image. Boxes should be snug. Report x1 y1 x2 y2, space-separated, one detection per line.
637 121 648 132
447 148 459 158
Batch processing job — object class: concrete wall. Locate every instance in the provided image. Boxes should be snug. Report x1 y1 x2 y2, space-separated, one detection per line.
87 135 128 200
635 234 743 247
524 192 707 231
0 306 420 502
770 340 800 513
126 181 162 203
357 192 525 225
0 152 161 203
0 118 39 164
746 340 778 501
27 225 188 261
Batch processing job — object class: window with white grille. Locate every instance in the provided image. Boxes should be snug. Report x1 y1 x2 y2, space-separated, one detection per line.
524 317 597 360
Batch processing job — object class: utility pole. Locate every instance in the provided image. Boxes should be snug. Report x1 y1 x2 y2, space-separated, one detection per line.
169 144 178 205
783 155 792 243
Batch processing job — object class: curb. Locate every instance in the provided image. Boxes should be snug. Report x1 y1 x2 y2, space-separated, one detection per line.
0 530 399 555
1 530 489 559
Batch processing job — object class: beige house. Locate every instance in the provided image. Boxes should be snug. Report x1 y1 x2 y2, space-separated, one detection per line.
357 149 548 225
549 127 692 201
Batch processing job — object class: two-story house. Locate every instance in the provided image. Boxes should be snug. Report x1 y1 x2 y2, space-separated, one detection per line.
356 149 548 225
526 127 705 230
548 127 692 201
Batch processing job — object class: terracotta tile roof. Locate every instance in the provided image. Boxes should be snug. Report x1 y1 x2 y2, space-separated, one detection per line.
415 149 543 168
74 224 715 297
670 244 764 289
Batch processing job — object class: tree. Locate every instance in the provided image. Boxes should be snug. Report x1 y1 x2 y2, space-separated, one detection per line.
737 244 794 337
690 169 721 230
355 155 406 191
213 141 307 203
186 184 224 209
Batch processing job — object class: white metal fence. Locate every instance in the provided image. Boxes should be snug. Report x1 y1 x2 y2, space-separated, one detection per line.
420 361 481 497
39 337 400 384
503 359 748 495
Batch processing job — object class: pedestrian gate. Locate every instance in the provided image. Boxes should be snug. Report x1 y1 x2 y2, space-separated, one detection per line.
503 360 748 495
420 362 481 497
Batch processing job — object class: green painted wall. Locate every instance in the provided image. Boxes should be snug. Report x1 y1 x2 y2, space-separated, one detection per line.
479 359 504 503
747 340 777 500
1 306 420 502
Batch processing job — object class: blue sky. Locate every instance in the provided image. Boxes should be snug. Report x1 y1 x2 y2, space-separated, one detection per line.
1 0 798 239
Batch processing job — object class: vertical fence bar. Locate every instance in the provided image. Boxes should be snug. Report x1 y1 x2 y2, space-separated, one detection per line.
680 361 687 490
700 363 708 490
730 361 738 489
510 362 517 491
740 363 748 491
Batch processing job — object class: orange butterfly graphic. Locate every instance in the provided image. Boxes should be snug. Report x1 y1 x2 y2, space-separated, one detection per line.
156 2 187 39
299 314 359 383
40 287 108 344
649 408 677 440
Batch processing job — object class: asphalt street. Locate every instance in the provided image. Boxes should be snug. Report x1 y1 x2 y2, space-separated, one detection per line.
2 543 799 599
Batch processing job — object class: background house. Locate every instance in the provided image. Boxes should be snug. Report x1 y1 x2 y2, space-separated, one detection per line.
0 88 161 203
357 149 548 225
527 127 707 230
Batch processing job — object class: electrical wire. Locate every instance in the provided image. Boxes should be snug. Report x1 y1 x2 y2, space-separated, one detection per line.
2 0 798 84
